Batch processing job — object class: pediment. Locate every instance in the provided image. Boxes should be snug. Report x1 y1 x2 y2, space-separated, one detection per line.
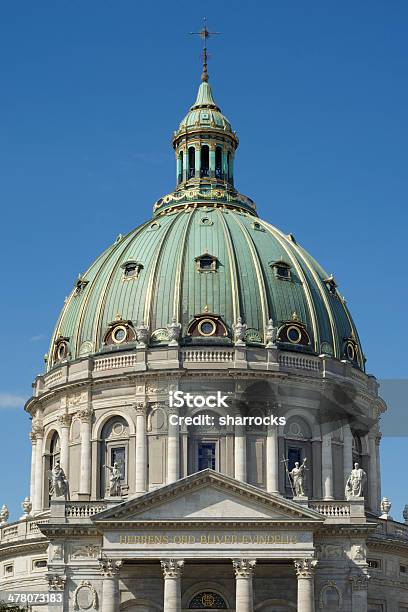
93 470 323 524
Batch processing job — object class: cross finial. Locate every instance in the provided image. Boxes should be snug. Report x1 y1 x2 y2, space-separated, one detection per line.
190 17 221 82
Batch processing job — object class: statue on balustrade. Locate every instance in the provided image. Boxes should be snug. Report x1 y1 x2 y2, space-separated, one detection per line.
50 460 70 500
345 462 366 499
290 458 307 497
105 462 122 497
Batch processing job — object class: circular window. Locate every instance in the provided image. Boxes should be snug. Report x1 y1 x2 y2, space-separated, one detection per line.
287 325 302 344
57 342 68 360
198 319 216 337
112 326 127 344
346 342 355 360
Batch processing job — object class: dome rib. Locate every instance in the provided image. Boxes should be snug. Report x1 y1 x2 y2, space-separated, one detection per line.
284 236 339 358
90 223 153 354
230 213 269 336
216 210 240 322
172 210 196 323
143 213 181 328
259 220 321 354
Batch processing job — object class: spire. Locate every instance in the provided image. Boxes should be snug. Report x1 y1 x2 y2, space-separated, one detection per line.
190 18 220 86
201 47 209 83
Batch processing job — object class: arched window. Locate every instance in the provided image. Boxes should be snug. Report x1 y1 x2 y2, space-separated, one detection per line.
178 151 183 184
201 145 209 177
215 147 222 179
100 417 130 498
283 417 312 497
189 592 227 609
188 147 195 178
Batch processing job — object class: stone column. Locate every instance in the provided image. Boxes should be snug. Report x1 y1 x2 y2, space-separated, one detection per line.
78 408 93 499
47 573 66 612
266 418 279 494
99 559 122 612
29 432 37 509
376 433 382 510
294 559 317 612
167 407 180 484
58 414 71 476
343 423 353 493
195 146 201 179
349 573 369 612
161 559 184 612
183 149 188 182
33 426 44 513
321 429 334 500
368 431 378 513
209 145 216 178
234 424 246 482
135 403 147 493
232 559 256 612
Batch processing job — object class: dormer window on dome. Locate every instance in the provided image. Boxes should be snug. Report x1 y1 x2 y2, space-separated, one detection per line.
195 252 218 273
324 275 338 295
270 260 292 281
74 274 89 296
344 337 359 363
53 336 70 363
187 310 228 339
121 260 143 279
278 313 310 346
104 317 136 346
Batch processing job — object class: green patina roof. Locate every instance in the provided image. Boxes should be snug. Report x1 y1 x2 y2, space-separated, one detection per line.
49 206 363 369
47 72 364 371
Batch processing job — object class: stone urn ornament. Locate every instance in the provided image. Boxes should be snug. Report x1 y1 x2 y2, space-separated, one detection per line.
20 497 32 520
136 321 149 347
166 317 181 346
380 496 392 520
233 317 247 346
0 504 9 526
403 504 408 525
265 318 277 347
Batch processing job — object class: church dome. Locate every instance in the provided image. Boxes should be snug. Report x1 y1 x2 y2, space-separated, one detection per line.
47 71 364 372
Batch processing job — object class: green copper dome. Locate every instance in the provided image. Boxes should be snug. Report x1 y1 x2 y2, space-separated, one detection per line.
47 72 364 371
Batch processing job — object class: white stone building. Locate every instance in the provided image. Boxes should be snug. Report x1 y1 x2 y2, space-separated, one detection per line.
0 61 407 612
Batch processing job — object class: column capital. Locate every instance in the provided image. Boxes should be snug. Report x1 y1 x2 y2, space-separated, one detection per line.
47 573 66 591
294 558 318 579
31 423 44 439
232 558 256 578
349 572 370 590
57 413 72 427
160 559 184 579
99 558 123 577
77 408 93 424
134 402 147 416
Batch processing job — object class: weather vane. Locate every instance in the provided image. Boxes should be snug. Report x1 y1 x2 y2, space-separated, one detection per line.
190 17 221 82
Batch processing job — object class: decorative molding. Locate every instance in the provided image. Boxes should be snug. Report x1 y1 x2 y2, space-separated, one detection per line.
71 544 100 560
161 559 184 579
49 543 64 561
68 392 88 407
73 580 98 610
318 581 342 609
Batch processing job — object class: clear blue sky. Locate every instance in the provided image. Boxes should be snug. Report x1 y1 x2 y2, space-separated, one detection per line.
1 1 407 520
